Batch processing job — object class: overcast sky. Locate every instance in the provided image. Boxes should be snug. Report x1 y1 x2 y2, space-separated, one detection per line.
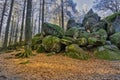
74 0 94 10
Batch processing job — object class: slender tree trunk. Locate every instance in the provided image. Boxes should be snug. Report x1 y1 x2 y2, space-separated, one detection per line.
0 0 7 36
14 16 20 44
9 16 14 45
38 0 42 33
31 12 34 36
2 0 14 49
61 0 64 30
41 0 45 32
19 0 26 42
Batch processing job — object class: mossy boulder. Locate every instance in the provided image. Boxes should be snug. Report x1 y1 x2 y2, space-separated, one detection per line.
79 31 90 39
67 18 77 30
65 44 89 60
42 36 61 53
91 21 107 32
65 27 79 39
94 45 120 60
105 13 120 35
110 32 120 48
76 38 88 46
88 29 107 46
106 23 115 36
42 22 64 37
60 37 74 46
105 12 120 22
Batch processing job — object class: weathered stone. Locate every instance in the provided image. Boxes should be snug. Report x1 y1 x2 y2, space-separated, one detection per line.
42 22 64 37
67 18 77 30
76 38 88 46
94 45 120 60
88 29 107 46
82 9 101 32
42 36 61 53
65 27 79 39
60 37 74 46
91 21 107 32
65 44 89 60
110 32 120 48
112 16 120 32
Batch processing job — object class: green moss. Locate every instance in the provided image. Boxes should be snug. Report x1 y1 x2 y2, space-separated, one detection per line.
42 36 61 53
79 31 90 39
88 37 97 45
16 47 32 58
60 37 74 46
110 32 120 45
65 44 89 60
65 27 79 39
36 45 45 53
43 22 64 37
33 33 42 37
32 37 42 45
76 38 88 46
105 12 120 22
95 50 120 60
95 46 120 60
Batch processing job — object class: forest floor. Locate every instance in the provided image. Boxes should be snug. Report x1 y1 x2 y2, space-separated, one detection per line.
0 51 120 80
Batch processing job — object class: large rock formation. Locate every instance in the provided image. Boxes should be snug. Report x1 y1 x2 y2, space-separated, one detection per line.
82 9 101 32
42 22 64 37
112 16 120 32
110 32 120 49
66 18 83 30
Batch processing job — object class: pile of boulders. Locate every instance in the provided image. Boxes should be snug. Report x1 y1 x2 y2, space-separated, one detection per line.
32 10 120 60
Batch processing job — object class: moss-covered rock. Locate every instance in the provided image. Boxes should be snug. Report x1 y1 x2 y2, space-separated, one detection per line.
65 27 79 39
60 37 74 46
106 23 115 36
79 31 90 39
88 29 107 46
88 37 98 45
110 32 120 48
76 38 88 46
42 22 64 37
42 36 61 53
65 44 89 60
91 21 107 32
36 45 45 53
66 18 77 30
105 12 120 22
94 45 120 60
32 37 42 45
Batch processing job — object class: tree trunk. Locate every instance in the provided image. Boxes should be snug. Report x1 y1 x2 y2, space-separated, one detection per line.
0 0 7 36
19 0 26 42
9 16 14 45
61 0 64 30
38 0 42 33
2 0 14 49
14 16 20 44
16 0 32 58
41 0 45 33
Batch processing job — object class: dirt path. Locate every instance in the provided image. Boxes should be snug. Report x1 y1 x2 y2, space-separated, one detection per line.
0 51 120 80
